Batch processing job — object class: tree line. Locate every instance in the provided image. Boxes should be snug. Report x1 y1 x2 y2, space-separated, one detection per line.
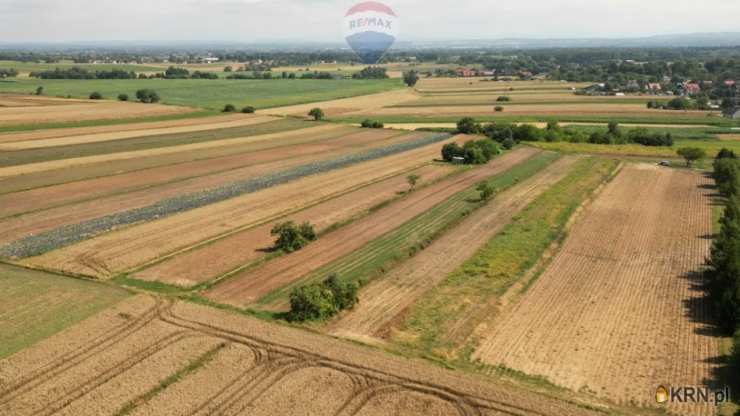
706 149 740 375
30 67 137 79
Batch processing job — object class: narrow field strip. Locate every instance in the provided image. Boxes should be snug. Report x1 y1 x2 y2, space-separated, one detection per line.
0 122 341 178
471 164 719 415
0 118 307 168
131 164 458 287
0 129 410 240
0 113 246 143
1 133 451 260
328 155 578 343
0 124 353 194
204 147 541 308
391 157 619 362
19 136 457 278
0 115 277 150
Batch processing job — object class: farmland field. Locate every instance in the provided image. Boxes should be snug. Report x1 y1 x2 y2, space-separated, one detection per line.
0 263 129 359
474 164 719 416
0 78 403 110
0 293 605 416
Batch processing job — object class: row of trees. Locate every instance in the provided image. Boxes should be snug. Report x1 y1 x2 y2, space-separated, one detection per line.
647 97 711 111
30 67 137 79
352 67 389 80
458 118 674 148
706 150 740 372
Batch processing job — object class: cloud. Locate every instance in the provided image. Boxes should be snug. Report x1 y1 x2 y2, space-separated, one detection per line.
2 0 740 42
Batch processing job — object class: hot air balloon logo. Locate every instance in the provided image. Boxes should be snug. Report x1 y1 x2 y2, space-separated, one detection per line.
343 1 399 64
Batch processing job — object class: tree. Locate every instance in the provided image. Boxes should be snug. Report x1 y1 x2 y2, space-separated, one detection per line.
222 104 236 112
242 106 256 114
407 174 420 190
502 137 515 150
224 66 233 72
117 93 129 102
308 108 324 121
608 121 622 138
136 89 160 103
323 275 359 310
494 106 504 112
441 143 464 162
456 117 480 134
477 181 495 201
677 147 707 167
403 70 419 87
717 148 738 160
288 283 337 321
89 92 103 100
496 96 511 102
35 86 44 96
271 221 317 253
706 194 740 333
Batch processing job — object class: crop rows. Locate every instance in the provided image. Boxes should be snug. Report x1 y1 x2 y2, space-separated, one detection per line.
0 133 451 259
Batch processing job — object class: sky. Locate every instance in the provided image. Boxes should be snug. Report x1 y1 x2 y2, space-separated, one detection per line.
2 0 740 43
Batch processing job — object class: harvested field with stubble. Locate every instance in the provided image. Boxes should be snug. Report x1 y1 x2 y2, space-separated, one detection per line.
132 163 459 287
205 147 541 308
328 155 580 343
16 133 454 277
0 94 193 126
0 293 609 416
474 164 720 416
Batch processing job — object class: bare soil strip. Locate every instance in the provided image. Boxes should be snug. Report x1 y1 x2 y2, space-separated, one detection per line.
329 156 579 341
0 294 606 416
21 136 455 278
0 115 277 150
473 164 719 416
132 164 457 287
0 130 410 239
205 148 540 307
260 89 418 117
0 123 336 178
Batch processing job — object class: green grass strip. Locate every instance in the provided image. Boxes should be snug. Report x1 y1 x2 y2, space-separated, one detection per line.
254 151 562 308
393 157 619 361
114 342 226 416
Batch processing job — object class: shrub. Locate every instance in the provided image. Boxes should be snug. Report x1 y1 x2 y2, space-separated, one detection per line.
502 137 515 150
271 221 317 253
496 96 511 102
242 106 256 114
308 108 324 121
403 70 420 87
456 117 480 134
360 119 384 128
477 181 495 201
89 91 103 100
288 275 358 322
136 89 160 103
117 93 129 102
223 104 237 112
35 86 44 95
288 283 338 321
352 67 389 79
494 106 504 112
441 142 464 162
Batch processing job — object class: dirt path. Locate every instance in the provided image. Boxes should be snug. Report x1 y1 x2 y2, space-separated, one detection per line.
133 164 457 287
0 130 411 242
473 164 720 416
0 294 606 416
205 147 540 307
0 115 277 150
328 156 579 342
23 138 458 278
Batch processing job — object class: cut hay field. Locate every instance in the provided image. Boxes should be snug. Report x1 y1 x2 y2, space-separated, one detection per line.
0 294 607 416
0 263 129 359
531 138 740 159
474 164 719 416
0 78 403 110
